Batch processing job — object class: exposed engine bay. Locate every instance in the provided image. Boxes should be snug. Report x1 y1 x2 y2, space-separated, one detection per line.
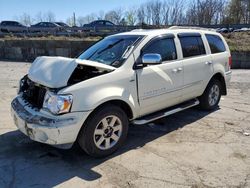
20 56 116 109
67 64 111 85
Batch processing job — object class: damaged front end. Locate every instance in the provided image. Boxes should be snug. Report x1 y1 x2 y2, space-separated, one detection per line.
11 56 114 148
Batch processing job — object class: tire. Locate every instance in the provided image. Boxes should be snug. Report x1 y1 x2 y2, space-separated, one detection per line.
78 104 129 158
199 79 222 110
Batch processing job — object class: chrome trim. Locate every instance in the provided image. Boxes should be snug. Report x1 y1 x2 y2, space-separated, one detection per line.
141 80 202 100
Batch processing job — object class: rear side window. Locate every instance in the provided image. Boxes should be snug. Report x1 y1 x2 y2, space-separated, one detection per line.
206 34 226 54
179 36 206 58
142 38 177 61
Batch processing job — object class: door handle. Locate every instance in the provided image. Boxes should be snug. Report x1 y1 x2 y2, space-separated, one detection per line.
205 61 213 65
172 68 182 73
172 68 178 73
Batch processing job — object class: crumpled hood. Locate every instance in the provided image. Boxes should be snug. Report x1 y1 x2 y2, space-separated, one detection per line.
28 56 116 88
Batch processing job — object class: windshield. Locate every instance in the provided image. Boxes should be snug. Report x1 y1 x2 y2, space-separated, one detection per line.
78 35 144 67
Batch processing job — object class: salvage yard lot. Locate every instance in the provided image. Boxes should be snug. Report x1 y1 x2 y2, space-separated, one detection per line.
0 61 250 188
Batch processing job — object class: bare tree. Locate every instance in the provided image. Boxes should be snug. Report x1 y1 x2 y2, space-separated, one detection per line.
98 11 105 20
35 11 56 22
162 1 170 25
151 0 162 25
168 0 185 25
44 11 56 22
16 13 33 26
35 12 44 22
125 7 137 25
77 16 87 26
105 8 123 24
66 16 74 26
145 2 153 24
185 0 226 25
137 5 146 24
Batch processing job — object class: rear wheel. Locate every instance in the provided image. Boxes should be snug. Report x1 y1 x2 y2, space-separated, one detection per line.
78 105 128 158
199 79 222 110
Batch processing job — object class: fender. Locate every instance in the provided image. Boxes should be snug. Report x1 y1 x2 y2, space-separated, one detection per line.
58 69 139 118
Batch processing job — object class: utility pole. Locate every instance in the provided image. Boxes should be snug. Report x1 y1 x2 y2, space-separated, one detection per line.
73 12 76 26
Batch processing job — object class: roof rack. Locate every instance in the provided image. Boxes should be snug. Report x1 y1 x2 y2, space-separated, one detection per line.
168 26 216 31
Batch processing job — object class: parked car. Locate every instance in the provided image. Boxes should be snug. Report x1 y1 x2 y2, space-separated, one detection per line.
216 28 229 33
234 27 250 32
83 20 116 27
83 20 117 35
29 22 62 34
54 22 72 32
0 21 28 33
11 28 232 157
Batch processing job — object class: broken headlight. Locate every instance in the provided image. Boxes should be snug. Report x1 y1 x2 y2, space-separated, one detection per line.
17 75 28 94
43 91 73 115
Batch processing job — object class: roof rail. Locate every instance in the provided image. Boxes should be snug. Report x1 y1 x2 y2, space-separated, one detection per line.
130 29 161 32
130 29 146 32
168 26 216 31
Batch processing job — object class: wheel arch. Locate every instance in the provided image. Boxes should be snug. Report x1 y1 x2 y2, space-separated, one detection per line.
86 99 134 123
209 72 227 95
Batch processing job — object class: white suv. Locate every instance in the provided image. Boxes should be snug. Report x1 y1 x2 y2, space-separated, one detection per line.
11 28 232 157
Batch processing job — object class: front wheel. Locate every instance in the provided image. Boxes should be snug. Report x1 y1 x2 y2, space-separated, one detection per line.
199 79 222 110
78 105 128 158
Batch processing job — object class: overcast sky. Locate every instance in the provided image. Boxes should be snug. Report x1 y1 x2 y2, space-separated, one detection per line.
0 0 149 21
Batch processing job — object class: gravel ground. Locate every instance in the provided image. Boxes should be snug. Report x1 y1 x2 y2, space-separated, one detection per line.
0 61 249 188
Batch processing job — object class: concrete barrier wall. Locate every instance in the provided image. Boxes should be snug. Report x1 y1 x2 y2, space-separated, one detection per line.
0 39 98 62
231 52 250 69
0 39 249 68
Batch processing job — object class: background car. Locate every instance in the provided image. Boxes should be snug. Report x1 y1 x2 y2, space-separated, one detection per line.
54 22 72 32
234 27 250 32
29 22 62 34
0 21 28 33
216 28 229 33
83 20 117 35
83 20 116 27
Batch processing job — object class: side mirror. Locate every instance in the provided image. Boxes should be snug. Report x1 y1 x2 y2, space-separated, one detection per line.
142 53 162 65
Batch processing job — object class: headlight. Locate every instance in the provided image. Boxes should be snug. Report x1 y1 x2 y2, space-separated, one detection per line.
43 91 73 115
17 76 27 94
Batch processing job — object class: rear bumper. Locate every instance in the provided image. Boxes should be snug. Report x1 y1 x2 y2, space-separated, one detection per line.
11 96 91 148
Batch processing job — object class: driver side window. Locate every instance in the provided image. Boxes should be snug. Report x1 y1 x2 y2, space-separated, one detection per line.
142 38 177 62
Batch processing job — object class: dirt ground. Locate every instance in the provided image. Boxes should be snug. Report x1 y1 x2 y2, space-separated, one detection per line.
0 61 250 188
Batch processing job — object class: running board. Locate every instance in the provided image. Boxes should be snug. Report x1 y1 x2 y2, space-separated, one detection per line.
133 99 199 125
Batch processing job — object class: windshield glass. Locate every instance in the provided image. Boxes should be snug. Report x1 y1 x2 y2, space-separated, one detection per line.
78 35 144 67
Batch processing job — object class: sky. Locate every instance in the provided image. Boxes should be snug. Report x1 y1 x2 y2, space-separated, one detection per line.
0 0 149 22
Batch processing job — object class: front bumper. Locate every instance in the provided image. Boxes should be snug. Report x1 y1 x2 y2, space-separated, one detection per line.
11 96 91 148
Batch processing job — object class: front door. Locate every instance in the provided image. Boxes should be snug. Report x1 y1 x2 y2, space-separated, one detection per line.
136 36 183 116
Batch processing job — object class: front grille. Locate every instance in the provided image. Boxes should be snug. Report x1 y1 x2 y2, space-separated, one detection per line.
21 77 47 109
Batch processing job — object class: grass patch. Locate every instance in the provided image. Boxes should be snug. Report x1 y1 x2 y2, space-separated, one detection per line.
223 32 250 52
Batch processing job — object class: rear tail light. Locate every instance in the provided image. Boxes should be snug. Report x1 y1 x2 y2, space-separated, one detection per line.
228 56 232 68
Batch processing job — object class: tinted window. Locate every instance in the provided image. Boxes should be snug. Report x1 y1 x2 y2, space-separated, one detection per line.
48 23 55 27
106 21 114 26
142 38 177 61
96 21 104 25
179 36 206 58
206 34 226 53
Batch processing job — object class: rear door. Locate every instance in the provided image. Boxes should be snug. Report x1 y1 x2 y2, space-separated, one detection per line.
136 35 184 115
178 33 214 102
205 34 231 72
